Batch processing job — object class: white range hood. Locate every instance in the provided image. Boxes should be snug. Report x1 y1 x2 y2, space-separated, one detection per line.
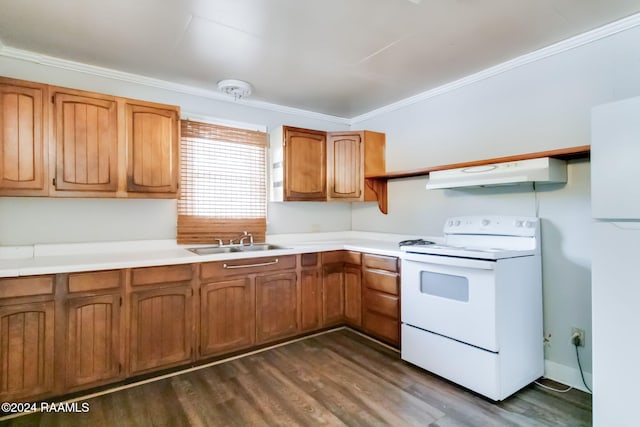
425 157 567 190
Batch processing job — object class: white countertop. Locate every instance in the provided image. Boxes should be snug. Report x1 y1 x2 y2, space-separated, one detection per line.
0 231 438 278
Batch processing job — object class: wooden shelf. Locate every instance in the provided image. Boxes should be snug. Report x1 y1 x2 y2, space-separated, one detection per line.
365 145 590 180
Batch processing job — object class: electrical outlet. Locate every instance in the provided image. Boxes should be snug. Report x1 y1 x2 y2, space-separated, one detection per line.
571 327 585 347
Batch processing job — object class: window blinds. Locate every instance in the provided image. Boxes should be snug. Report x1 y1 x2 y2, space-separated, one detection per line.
178 120 267 244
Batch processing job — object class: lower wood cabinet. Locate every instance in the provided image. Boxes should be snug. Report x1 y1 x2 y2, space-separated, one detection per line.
129 285 193 375
0 275 55 401
61 270 124 392
344 265 362 327
321 251 362 327
362 254 400 346
200 278 255 357
299 254 322 332
64 294 122 390
2 251 400 401
256 272 299 343
322 263 345 326
129 264 194 376
0 300 55 401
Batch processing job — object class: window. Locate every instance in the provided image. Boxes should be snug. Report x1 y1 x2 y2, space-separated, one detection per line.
178 120 267 244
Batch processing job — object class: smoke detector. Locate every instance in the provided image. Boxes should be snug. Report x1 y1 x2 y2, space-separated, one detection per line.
217 79 252 100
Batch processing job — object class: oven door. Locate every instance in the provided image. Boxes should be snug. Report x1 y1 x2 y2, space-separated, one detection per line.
401 252 498 352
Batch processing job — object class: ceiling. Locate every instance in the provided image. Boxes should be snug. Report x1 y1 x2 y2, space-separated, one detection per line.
1 0 640 118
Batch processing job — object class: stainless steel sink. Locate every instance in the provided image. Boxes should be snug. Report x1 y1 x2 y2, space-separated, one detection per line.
235 244 288 252
188 243 288 255
187 246 240 255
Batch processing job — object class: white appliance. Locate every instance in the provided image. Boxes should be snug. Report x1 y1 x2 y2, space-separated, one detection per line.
425 157 567 189
591 96 640 426
400 216 543 401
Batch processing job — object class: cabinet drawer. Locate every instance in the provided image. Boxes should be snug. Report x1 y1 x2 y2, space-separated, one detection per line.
365 291 398 319
132 264 193 286
364 311 399 344
363 254 398 272
68 270 122 293
201 255 296 280
364 270 398 295
321 251 361 265
0 275 54 299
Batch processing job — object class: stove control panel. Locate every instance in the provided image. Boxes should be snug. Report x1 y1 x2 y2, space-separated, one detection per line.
444 216 539 237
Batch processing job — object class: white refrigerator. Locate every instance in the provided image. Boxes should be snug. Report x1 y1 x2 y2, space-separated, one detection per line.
591 96 640 427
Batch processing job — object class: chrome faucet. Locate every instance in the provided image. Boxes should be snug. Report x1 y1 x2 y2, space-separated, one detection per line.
213 238 224 247
238 231 254 246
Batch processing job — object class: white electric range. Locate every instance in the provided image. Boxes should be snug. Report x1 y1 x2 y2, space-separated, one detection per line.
399 216 544 401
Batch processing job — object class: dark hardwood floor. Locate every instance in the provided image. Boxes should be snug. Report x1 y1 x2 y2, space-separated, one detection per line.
1 329 591 426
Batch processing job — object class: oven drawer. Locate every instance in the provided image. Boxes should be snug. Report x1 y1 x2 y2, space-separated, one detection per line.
401 324 501 400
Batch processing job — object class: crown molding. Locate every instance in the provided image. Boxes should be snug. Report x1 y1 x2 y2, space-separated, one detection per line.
350 12 640 124
0 45 350 125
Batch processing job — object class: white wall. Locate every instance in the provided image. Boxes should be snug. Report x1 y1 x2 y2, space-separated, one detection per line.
0 55 352 245
351 26 640 389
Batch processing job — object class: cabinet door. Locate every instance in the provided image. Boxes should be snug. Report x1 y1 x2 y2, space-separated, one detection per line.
65 294 122 390
327 132 363 200
126 102 179 195
300 268 322 331
200 278 255 357
0 301 55 400
0 78 47 195
129 286 192 374
52 90 118 192
322 263 344 326
256 272 298 343
344 265 362 327
283 127 326 201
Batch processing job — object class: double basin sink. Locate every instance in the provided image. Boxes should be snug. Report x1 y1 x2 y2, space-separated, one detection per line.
187 243 288 256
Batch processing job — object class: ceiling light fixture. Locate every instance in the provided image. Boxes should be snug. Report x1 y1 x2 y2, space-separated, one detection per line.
217 79 252 100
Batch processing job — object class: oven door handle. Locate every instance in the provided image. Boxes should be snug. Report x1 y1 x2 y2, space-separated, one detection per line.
401 252 496 270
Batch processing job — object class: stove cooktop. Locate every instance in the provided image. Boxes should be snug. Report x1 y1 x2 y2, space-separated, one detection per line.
400 243 536 260
398 239 436 247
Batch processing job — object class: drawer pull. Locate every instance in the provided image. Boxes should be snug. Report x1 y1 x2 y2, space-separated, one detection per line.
223 259 279 269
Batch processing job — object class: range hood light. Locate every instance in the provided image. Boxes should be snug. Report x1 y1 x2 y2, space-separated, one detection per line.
425 157 567 190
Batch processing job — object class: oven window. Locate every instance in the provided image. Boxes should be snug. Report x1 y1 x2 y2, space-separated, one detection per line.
420 271 469 302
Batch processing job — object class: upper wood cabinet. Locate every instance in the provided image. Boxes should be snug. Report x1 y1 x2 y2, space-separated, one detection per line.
51 88 119 194
327 132 362 200
327 130 385 202
280 126 327 201
125 101 179 195
0 77 48 196
0 76 180 198
270 126 387 211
